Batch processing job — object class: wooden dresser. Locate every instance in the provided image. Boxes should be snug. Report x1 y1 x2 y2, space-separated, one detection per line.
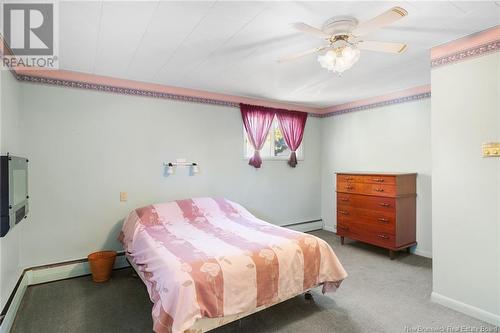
336 172 417 259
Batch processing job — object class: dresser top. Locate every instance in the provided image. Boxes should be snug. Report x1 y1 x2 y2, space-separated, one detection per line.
335 172 417 176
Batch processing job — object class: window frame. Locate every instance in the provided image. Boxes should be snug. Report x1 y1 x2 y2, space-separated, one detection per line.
242 116 304 161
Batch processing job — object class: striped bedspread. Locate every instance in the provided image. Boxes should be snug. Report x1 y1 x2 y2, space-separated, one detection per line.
120 197 347 333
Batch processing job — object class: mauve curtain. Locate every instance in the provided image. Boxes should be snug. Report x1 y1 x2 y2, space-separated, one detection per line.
240 103 275 168
276 110 308 167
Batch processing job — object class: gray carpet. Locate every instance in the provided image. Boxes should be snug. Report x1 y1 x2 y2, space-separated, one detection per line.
11 230 498 333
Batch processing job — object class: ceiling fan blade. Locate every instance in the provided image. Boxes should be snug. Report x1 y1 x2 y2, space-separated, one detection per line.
291 22 330 38
277 46 329 63
352 6 408 36
357 40 407 54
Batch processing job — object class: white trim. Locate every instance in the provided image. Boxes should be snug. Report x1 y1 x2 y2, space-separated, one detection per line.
322 225 337 233
285 220 323 233
0 273 29 333
29 255 129 286
431 292 500 327
413 249 432 258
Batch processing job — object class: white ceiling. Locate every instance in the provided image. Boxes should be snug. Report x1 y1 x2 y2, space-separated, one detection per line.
59 1 500 107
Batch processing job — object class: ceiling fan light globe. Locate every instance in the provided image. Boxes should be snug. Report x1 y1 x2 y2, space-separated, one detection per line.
327 49 336 58
317 53 332 69
336 57 346 68
318 45 360 74
342 45 359 61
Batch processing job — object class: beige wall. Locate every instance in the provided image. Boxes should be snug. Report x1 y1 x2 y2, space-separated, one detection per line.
320 99 432 257
431 52 500 324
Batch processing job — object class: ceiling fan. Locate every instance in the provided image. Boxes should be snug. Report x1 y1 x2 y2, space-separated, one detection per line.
279 7 408 74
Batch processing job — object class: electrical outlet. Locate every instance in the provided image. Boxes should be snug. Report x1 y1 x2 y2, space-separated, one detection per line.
482 143 500 158
120 192 128 202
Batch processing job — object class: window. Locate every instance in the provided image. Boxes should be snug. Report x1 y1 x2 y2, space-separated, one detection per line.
244 116 304 160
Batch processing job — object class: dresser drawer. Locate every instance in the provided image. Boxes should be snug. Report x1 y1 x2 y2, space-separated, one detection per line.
336 221 350 235
354 207 394 220
337 207 353 218
369 184 396 197
337 205 394 218
362 175 396 185
349 223 396 247
363 231 396 248
370 197 396 210
366 215 395 231
337 182 396 197
337 209 395 234
337 193 353 205
337 193 395 211
356 216 395 234
337 174 363 183
337 206 395 221
337 182 369 194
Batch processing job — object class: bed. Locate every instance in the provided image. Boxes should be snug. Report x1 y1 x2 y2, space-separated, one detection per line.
119 197 347 333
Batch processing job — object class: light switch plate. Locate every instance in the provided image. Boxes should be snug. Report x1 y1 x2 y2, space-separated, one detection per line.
120 192 128 202
482 143 500 158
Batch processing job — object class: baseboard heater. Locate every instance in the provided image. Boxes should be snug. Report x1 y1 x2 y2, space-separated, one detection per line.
280 219 322 228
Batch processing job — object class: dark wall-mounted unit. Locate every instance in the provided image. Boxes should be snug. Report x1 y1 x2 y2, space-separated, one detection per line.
1 155 29 237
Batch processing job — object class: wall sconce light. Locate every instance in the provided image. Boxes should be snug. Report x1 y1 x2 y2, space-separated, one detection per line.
163 159 199 176
166 163 175 175
191 163 199 175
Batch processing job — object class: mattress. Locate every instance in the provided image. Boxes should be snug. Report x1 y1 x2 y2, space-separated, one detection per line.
120 197 347 333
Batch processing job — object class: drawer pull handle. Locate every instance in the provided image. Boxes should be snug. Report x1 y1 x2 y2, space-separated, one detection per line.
339 198 350 202
374 188 384 192
377 234 389 240
346 185 354 190
377 218 389 223
345 177 353 181
373 178 384 183
338 210 349 215
379 203 390 207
